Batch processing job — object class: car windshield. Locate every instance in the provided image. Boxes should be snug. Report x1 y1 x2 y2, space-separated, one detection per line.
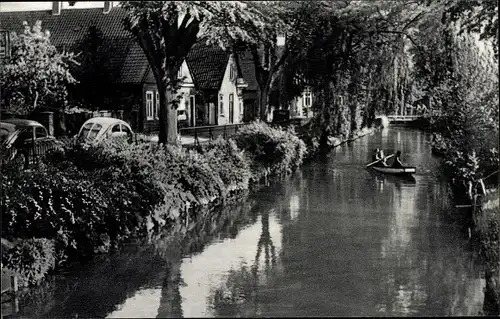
79 123 103 140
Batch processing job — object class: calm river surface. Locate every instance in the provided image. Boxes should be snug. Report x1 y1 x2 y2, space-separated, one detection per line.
16 126 485 318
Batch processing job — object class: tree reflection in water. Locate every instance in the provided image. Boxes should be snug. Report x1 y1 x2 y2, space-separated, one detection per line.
209 208 278 317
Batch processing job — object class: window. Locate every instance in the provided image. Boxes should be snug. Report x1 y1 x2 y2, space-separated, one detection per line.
155 91 160 119
0 128 10 143
239 101 243 116
219 94 224 115
35 127 47 138
86 124 103 141
229 93 234 123
121 125 132 137
304 92 311 107
230 63 235 80
14 130 33 147
111 124 121 133
146 91 154 120
335 95 344 105
178 67 182 79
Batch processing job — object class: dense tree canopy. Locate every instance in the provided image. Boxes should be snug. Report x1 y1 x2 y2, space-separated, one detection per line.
0 21 77 115
70 25 114 110
121 1 270 144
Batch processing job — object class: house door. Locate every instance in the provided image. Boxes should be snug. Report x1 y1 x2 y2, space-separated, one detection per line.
229 93 234 124
189 95 196 127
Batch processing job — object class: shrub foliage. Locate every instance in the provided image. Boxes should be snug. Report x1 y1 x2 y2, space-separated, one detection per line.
1 122 306 287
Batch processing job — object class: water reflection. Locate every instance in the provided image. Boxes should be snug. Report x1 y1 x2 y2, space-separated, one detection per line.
107 289 162 318
13 127 486 318
181 210 283 317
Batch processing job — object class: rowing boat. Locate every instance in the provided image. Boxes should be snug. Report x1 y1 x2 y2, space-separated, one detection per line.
371 166 416 175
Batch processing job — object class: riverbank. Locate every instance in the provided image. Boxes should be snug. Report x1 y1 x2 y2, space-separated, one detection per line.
8 124 485 318
1 120 380 295
429 116 499 316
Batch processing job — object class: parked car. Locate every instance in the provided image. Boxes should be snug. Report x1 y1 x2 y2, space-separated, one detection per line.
76 117 133 145
1 119 61 167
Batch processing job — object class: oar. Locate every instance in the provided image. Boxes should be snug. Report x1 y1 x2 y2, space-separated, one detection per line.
366 153 395 168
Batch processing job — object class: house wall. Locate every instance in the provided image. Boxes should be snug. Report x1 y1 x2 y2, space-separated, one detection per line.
141 60 198 132
290 87 314 118
177 60 198 127
140 56 248 131
217 55 244 125
141 82 160 133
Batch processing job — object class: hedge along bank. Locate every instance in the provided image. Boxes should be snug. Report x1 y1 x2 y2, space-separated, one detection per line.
429 111 499 315
1 122 307 288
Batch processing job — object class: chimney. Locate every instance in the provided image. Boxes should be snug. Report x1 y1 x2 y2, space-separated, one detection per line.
103 1 113 14
52 1 62 15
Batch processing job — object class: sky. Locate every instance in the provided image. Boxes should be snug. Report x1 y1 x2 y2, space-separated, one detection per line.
0 1 119 12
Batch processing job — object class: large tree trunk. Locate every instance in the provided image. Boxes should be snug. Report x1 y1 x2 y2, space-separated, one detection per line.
258 85 270 122
157 72 178 145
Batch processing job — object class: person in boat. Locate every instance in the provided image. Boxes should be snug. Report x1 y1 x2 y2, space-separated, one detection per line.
372 148 381 162
378 150 388 167
391 150 404 168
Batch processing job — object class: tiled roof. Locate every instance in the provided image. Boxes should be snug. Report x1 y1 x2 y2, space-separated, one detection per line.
186 41 230 91
0 7 258 89
237 51 259 91
0 8 130 46
118 41 149 84
0 7 147 84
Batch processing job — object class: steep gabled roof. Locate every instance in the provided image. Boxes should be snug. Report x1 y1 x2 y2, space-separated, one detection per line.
0 7 259 90
186 41 230 91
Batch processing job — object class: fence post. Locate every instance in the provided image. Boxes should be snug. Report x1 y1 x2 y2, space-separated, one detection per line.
209 127 214 141
11 275 18 294
223 125 227 139
194 128 199 147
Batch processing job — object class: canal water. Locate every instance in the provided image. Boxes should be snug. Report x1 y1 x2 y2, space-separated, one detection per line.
14 126 485 318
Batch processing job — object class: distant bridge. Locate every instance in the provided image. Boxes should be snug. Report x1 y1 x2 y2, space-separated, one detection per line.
381 110 442 124
386 115 422 123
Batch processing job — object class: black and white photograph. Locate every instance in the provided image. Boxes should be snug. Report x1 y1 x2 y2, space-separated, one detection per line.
0 0 498 317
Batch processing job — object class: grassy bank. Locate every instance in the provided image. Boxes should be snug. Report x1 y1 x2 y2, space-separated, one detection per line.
1 122 306 289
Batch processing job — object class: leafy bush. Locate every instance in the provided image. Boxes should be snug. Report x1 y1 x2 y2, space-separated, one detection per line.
2 238 55 287
233 122 306 178
1 162 111 262
477 206 500 270
200 138 251 192
1 122 308 286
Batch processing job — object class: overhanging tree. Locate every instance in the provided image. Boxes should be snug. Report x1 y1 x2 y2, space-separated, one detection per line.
0 20 77 115
288 1 426 146
120 1 269 145
425 0 498 59
219 1 334 121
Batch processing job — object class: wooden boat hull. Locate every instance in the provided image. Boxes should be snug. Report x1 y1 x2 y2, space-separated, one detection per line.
371 166 416 175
